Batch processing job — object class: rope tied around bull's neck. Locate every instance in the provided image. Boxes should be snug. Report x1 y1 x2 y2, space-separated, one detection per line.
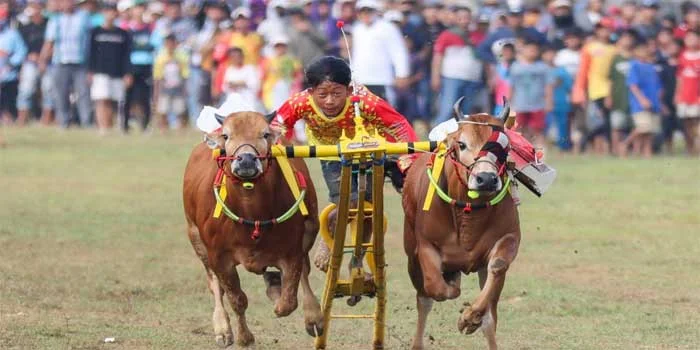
212 166 308 241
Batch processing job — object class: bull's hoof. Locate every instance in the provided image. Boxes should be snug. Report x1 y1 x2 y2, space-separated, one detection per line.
274 299 298 317
314 242 330 272
236 329 255 347
305 321 324 337
457 304 483 335
263 271 282 302
215 334 233 348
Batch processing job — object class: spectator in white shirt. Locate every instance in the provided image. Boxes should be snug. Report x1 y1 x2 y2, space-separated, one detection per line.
351 0 410 105
222 47 260 107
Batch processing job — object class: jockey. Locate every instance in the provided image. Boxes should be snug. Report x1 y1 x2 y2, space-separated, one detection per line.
270 55 419 202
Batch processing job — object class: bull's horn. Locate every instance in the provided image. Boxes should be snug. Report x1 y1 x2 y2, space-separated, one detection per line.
214 113 226 125
497 97 510 121
452 96 466 122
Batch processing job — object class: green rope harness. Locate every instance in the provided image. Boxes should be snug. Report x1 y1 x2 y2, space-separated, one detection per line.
425 169 511 213
213 185 307 240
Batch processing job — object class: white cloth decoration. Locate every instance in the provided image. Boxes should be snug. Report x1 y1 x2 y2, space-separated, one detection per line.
196 93 256 133
428 119 459 142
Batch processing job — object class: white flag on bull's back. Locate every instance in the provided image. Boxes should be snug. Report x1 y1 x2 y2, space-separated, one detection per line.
196 93 256 133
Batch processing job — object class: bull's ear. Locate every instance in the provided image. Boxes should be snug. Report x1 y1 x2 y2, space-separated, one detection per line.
204 132 224 150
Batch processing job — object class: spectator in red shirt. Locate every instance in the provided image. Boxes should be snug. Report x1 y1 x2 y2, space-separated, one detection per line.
432 5 484 124
676 30 700 155
674 2 699 40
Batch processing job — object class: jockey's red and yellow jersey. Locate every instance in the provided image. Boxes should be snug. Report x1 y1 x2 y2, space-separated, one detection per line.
273 86 418 149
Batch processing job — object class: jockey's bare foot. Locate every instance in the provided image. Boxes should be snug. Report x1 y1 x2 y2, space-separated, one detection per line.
313 241 330 272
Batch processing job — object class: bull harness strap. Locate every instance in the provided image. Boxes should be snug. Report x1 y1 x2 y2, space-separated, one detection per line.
423 152 511 213
211 150 309 241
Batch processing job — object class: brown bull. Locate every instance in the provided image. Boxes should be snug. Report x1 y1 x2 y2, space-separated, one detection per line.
402 104 520 350
182 112 323 348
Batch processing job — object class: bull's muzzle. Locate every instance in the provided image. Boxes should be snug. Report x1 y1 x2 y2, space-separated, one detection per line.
232 153 262 179
472 172 500 193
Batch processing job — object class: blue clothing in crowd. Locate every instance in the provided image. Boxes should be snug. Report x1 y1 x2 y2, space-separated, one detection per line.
549 66 573 113
45 9 91 64
627 59 662 114
0 25 28 82
510 60 550 112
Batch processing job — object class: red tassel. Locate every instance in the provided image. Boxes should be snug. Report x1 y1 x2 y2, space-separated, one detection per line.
463 203 472 213
251 221 261 241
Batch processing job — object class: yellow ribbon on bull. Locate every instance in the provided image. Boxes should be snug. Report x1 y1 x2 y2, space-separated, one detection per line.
422 146 448 211
212 151 308 218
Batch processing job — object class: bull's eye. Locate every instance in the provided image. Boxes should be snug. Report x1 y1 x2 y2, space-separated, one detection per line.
222 134 229 141
262 131 271 139
457 141 468 151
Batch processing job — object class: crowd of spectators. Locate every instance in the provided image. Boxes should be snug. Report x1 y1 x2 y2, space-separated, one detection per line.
0 0 698 156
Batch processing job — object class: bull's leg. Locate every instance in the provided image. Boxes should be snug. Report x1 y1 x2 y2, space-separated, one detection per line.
300 254 324 337
215 260 255 347
417 242 459 301
410 295 434 350
275 257 302 317
458 233 519 346
187 225 233 347
478 268 499 350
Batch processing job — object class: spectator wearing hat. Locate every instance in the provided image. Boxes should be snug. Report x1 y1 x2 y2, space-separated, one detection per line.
288 8 327 71
0 0 28 125
352 0 410 104
572 19 617 154
150 0 196 51
229 7 263 66
257 0 288 56
152 33 189 132
17 0 52 126
186 1 229 128
634 0 661 40
40 0 93 128
477 5 546 64
87 2 131 135
676 30 700 155
120 0 155 132
261 35 302 111
547 0 577 50
432 6 484 123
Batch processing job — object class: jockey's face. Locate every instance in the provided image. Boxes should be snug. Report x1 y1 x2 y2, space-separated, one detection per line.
310 81 352 118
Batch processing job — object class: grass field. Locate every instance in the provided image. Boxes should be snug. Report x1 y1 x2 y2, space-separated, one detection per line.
1 127 699 350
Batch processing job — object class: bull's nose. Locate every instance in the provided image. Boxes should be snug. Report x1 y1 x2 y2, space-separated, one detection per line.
233 153 260 179
474 172 498 191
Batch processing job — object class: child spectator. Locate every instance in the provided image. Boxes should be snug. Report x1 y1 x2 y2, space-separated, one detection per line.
676 30 700 155
492 40 516 116
261 36 302 112
606 29 636 155
622 39 663 158
510 39 551 147
573 20 617 154
221 47 259 107
657 38 681 154
543 45 573 151
17 0 49 126
153 34 189 132
0 0 27 125
88 3 132 135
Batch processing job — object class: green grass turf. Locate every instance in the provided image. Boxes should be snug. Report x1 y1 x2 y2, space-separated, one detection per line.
1 127 698 349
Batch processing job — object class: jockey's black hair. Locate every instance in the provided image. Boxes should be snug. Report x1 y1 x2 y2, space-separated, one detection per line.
304 56 352 88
